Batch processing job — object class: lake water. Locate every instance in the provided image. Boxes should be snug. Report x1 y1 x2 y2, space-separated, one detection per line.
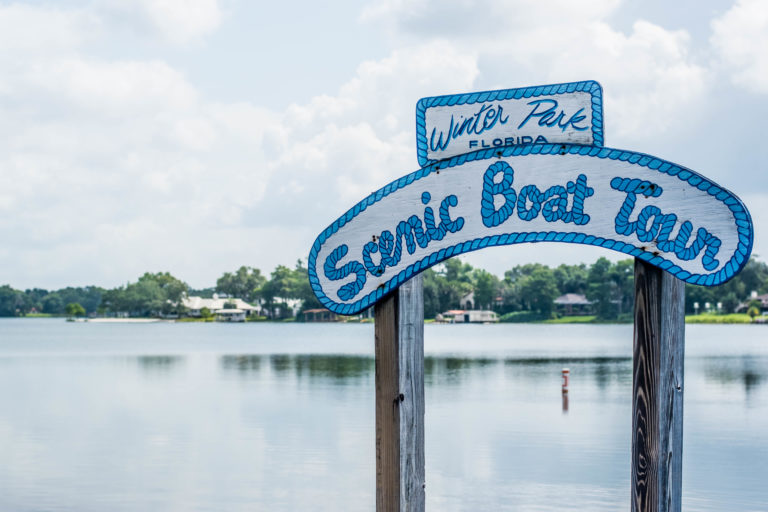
0 319 767 511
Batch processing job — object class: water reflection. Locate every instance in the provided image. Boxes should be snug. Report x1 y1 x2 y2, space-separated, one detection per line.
425 357 496 386
703 356 767 397
218 354 637 390
135 355 183 375
504 356 631 388
2 321 768 512
264 355 374 382
221 355 262 374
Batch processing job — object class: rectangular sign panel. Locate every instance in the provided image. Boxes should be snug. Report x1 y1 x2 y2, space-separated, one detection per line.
415 81 604 166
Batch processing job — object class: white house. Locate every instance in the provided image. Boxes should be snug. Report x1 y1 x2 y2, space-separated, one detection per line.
215 308 247 322
182 295 261 318
438 309 499 323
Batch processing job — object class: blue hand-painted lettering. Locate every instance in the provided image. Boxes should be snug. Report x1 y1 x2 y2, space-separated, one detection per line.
517 100 589 132
468 135 548 149
429 103 510 152
611 177 721 270
325 192 464 301
323 245 367 302
480 161 594 228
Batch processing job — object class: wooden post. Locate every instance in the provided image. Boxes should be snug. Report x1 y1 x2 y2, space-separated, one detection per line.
375 274 425 512
632 259 685 512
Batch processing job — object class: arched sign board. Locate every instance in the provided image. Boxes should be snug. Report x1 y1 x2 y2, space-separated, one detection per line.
416 80 604 166
308 144 754 315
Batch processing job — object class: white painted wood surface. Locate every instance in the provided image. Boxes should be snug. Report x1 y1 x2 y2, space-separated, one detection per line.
416 82 602 165
310 147 752 315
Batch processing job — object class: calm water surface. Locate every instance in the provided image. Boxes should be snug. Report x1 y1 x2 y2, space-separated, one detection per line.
1 319 767 511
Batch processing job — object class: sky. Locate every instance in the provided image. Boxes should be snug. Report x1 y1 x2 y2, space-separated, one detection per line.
0 0 766 290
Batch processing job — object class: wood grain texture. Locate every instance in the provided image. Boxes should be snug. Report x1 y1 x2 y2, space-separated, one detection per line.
375 289 399 512
398 275 425 512
375 276 425 512
632 259 685 512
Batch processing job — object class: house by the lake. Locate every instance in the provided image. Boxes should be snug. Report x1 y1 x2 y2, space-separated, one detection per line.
437 309 499 323
553 293 593 316
302 308 340 322
182 295 261 321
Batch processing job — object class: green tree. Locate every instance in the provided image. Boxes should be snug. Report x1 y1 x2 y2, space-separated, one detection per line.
422 268 441 319
141 272 187 311
610 259 634 317
721 292 739 314
125 279 165 314
500 263 553 313
517 267 558 315
553 263 588 295
42 293 64 314
0 285 23 317
472 269 500 310
260 265 298 318
101 273 188 317
21 288 48 314
293 260 322 316
586 257 616 319
585 258 633 320
216 266 266 303
65 302 86 317
443 258 474 285
56 287 103 314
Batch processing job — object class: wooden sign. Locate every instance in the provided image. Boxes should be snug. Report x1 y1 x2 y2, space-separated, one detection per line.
416 81 604 166
308 144 753 315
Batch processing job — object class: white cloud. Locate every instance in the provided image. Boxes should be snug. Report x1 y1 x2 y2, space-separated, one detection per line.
104 0 223 44
541 20 708 140
261 42 479 228
361 0 622 37
0 6 273 287
26 59 199 114
711 0 768 94
0 4 98 53
0 1 762 289
361 0 708 142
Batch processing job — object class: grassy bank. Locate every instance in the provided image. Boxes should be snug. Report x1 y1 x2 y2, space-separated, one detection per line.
542 315 597 324
685 313 753 324
538 313 757 324
11 313 762 325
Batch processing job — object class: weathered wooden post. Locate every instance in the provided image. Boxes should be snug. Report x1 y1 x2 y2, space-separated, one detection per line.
375 275 425 512
632 259 685 512
306 80 753 510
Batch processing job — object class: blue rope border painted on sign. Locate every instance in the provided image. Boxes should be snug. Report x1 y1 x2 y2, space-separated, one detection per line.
307 143 754 315
415 80 605 167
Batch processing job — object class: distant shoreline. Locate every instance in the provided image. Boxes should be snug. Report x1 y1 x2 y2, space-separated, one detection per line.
86 318 170 323
7 314 764 325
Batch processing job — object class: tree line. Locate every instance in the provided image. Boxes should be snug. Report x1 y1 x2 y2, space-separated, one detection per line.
0 260 321 319
422 257 768 321
1 257 767 320
422 257 636 321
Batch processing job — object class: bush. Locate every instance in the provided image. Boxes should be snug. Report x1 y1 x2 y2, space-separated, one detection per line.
499 311 549 323
65 302 86 317
685 313 752 324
